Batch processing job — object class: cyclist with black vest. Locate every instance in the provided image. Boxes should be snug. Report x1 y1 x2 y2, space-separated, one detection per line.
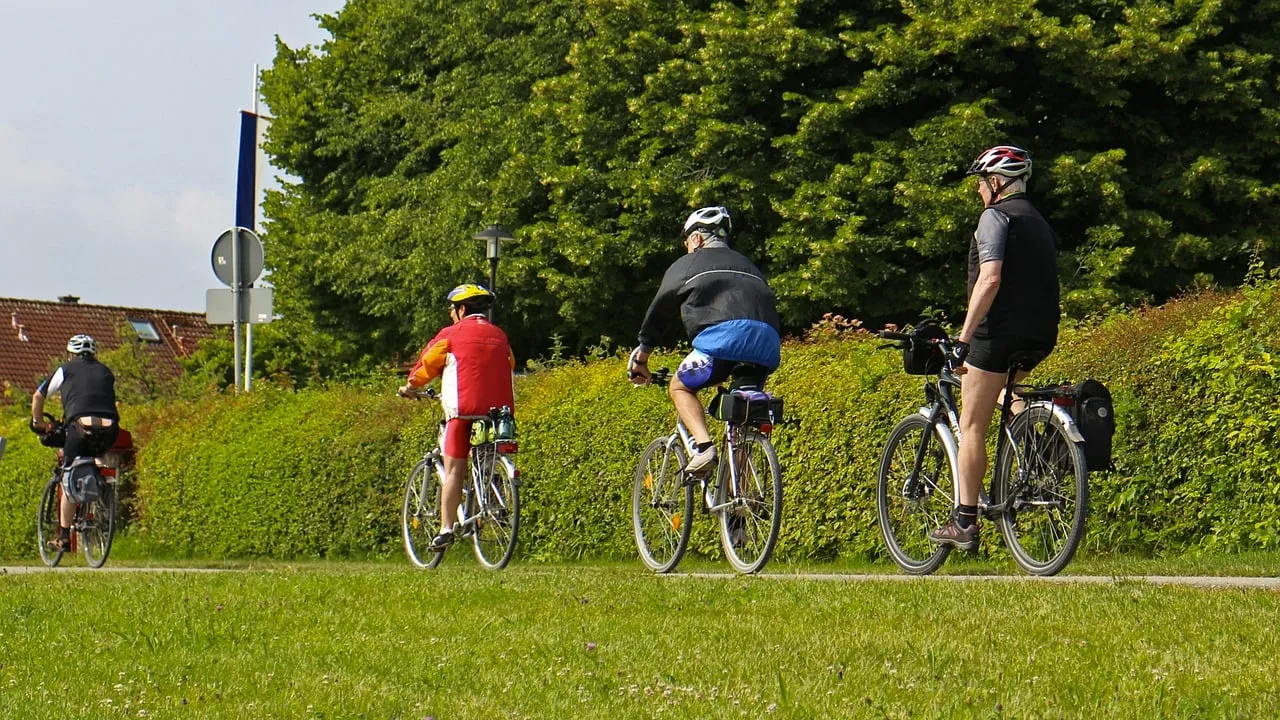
30 334 120 551
930 146 1061 550
627 206 782 474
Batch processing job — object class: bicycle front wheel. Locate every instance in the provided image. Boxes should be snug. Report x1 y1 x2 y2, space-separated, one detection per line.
632 436 693 573
717 431 782 574
402 457 445 569
472 455 520 570
877 414 957 575
992 404 1089 576
37 477 64 568
82 480 117 568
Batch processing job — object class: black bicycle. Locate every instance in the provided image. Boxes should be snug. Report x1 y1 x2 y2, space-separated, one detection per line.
35 414 118 569
632 367 784 574
876 328 1089 576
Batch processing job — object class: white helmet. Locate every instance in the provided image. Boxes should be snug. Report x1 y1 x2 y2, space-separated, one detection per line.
681 206 732 240
66 334 96 355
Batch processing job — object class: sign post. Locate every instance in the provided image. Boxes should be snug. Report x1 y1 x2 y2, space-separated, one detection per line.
208 226 267 391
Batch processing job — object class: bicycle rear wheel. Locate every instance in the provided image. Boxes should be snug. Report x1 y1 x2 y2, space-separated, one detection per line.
877 414 957 575
718 431 782 574
82 479 117 568
402 457 445 569
992 405 1089 576
472 454 520 570
632 436 693 573
37 477 64 568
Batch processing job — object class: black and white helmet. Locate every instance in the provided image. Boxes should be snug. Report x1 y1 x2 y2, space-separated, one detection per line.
66 334 96 356
681 206 732 240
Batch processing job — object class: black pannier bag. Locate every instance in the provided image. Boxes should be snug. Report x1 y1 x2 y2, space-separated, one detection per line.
903 322 949 375
1071 379 1115 472
710 389 784 426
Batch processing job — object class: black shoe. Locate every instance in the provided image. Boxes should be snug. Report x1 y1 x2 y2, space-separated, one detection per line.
429 530 455 552
47 533 72 552
928 519 979 551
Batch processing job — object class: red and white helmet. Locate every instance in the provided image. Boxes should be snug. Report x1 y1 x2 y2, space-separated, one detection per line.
965 145 1032 179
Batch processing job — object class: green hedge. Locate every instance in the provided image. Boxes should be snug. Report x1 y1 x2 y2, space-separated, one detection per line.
2 282 1277 561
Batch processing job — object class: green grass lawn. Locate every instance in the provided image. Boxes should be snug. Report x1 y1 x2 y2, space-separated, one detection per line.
2 564 1277 719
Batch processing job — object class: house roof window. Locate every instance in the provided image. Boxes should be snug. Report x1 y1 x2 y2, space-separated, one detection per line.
129 319 161 342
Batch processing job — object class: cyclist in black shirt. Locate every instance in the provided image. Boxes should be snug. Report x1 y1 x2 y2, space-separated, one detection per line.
627 206 782 474
30 334 120 550
930 146 1060 550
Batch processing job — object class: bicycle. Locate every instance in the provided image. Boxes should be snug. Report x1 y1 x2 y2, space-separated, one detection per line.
400 389 521 569
875 328 1089 576
34 414 119 569
632 367 784 574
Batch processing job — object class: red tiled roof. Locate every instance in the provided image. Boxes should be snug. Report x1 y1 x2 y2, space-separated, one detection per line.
0 297 216 392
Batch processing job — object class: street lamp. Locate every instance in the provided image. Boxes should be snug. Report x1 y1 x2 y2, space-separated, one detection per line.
473 223 515 320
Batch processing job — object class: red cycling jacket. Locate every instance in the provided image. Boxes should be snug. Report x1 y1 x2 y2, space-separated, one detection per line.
406 314 516 418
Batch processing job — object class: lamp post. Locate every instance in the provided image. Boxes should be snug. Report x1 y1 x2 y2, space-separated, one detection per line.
473 223 515 320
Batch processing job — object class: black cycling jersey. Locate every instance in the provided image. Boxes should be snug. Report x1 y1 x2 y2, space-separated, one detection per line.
38 356 118 421
637 246 781 349
966 194 1060 345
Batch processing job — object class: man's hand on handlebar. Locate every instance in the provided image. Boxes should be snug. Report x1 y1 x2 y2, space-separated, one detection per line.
627 347 652 385
398 384 437 399
29 419 50 434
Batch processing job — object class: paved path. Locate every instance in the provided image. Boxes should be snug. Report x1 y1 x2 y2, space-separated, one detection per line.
1 566 224 575
676 572 1280 590
3 566 1277 589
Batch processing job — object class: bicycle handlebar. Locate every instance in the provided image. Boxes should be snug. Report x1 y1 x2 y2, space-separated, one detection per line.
401 387 437 400
876 330 963 375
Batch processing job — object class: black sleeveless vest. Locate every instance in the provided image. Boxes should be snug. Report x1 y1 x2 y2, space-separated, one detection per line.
966 195 1060 344
60 357 118 421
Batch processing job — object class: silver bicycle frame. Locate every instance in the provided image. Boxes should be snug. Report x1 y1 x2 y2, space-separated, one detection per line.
672 417 747 514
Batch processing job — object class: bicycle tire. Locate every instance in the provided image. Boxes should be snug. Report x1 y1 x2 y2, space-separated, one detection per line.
992 404 1090 576
717 431 782 574
37 477 64 568
877 414 957 575
402 457 445 569
472 454 520 570
632 436 693 573
82 479 116 568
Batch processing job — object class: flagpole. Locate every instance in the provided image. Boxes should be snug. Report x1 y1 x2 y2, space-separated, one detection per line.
245 64 259 392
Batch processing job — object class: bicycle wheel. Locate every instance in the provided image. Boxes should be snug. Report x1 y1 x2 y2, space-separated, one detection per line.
992 404 1089 576
37 477 64 568
402 457 445 569
717 431 782 574
632 436 693 573
877 414 957 575
472 454 520 570
82 479 116 568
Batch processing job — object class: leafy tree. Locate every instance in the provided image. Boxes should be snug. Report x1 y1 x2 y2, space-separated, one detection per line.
260 0 1279 376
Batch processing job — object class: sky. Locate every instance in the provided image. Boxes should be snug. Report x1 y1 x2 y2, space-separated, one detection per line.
0 0 343 311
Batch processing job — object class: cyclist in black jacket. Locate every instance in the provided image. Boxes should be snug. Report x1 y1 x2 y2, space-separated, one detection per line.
31 334 120 550
930 146 1060 551
628 207 782 474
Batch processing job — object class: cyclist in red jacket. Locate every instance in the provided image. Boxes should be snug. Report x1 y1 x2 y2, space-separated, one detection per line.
399 284 515 550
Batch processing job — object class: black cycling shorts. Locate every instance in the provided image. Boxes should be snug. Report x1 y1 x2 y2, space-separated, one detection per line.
967 336 1054 374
